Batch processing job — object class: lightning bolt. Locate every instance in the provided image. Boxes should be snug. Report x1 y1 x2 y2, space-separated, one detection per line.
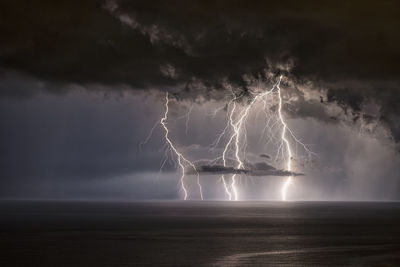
149 76 313 201
220 80 278 200
221 100 237 200
275 77 316 200
276 77 292 201
160 92 203 200
216 76 311 201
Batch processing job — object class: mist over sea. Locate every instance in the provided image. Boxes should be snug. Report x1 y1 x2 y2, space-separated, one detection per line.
0 200 399 266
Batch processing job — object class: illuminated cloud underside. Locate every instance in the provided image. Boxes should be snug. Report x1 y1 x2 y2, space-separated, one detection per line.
158 76 314 201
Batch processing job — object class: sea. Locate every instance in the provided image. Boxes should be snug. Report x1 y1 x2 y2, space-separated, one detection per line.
0 200 399 266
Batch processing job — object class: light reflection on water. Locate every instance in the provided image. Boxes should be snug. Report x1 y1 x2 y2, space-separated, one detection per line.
213 245 399 266
0 201 400 266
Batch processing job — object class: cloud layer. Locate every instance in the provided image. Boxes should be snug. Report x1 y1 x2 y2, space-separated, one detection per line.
0 0 399 200
1 0 399 142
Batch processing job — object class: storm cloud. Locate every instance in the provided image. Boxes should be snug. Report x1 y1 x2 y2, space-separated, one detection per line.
0 0 399 200
0 1 398 86
1 0 399 141
189 161 304 177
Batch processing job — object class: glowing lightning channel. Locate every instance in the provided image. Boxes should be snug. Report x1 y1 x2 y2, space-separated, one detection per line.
221 101 237 200
276 76 292 201
160 92 203 200
153 75 312 201
222 80 279 200
231 102 252 201
236 75 298 201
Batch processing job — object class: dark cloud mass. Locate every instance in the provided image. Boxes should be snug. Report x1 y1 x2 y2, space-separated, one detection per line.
0 0 399 200
0 0 399 139
0 0 399 86
189 165 248 175
190 162 304 177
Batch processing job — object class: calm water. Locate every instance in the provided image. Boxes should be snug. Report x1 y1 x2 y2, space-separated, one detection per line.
0 201 399 266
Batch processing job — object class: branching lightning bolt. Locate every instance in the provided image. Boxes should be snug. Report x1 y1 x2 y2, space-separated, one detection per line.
218 78 279 200
144 76 314 201
276 78 292 201
215 76 312 201
160 92 203 200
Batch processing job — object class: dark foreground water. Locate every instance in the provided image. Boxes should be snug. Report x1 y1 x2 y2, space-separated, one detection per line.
0 201 399 266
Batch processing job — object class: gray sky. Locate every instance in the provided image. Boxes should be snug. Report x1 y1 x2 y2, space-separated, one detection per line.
0 0 399 200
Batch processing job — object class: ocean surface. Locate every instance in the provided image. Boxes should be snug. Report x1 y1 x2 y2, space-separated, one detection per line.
0 200 399 266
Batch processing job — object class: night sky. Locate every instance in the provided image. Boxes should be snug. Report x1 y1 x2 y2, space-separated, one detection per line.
0 0 399 200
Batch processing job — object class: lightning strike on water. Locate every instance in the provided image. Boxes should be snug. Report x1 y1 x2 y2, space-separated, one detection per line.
276 78 293 201
218 78 280 200
145 76 313 201
217 76 312 201
160 92 203 200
